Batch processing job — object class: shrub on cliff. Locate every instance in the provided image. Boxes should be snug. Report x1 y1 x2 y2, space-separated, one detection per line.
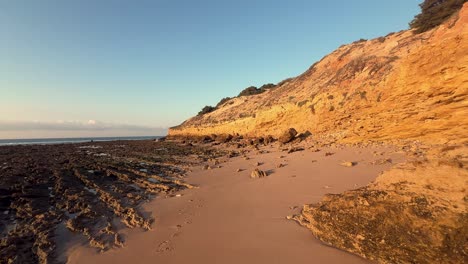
215 97 232 108
238 83 277 97
238 86 263 97
259 83 276 90
409 0 466 33
198 105 215 116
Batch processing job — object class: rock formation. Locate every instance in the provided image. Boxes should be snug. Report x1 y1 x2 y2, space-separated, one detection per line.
169 4 467 146
169 3 468 263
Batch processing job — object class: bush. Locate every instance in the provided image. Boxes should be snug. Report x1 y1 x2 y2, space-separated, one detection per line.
409 0 466 33
259 83 276 90
215 97 232 108
198 105 215 116
238 86 264 97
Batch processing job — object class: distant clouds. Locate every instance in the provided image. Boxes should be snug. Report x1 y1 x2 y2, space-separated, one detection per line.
0 120 167 139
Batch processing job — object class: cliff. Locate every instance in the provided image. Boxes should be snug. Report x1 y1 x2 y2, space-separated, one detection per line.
169 4 467 146
169 3 468 263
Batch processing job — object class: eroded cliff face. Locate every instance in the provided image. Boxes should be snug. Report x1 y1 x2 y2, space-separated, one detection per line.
169 4 468 264
169 4 467 145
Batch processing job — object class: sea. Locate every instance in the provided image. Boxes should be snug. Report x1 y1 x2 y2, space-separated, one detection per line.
0 136 162 146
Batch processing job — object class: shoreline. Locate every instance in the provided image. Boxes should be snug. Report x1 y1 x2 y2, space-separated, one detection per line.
0 136 162 146
66 143 404 263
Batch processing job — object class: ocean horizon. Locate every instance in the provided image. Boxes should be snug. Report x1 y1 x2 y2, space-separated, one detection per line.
0 136 163 146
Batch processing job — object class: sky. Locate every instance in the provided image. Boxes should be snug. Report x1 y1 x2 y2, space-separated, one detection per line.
0 0 421 139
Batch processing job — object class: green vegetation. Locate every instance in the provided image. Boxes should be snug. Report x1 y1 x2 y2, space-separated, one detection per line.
238 86 264 97
409 0 466 33
238 83 276 97
215 97 232 108
197 83 277 115
198 105 215 116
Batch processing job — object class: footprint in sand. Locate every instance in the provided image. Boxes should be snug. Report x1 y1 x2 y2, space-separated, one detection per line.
156 240 174 253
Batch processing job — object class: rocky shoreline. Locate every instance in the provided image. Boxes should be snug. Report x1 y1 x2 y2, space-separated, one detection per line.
0 139 226 263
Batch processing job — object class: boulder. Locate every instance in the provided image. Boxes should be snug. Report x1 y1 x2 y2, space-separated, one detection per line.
278 128 298 144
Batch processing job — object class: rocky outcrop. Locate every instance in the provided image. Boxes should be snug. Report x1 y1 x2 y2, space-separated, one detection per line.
0 140 225 263
293 145 468 263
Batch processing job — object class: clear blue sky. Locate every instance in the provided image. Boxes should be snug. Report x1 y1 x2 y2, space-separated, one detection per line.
0 0 421 138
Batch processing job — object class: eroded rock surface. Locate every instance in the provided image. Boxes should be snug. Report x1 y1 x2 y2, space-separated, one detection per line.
0 140 224 264
293 145 468 263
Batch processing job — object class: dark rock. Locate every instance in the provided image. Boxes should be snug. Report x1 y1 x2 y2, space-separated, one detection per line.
253 137 264 145
287 147 305 154
154 137 166 142
264 135 275 145
297 131 312 141
278 128 298 144
216 134 233 143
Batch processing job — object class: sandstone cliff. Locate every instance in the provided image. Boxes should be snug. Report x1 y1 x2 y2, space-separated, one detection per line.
169 3 468 264
169 4 467 145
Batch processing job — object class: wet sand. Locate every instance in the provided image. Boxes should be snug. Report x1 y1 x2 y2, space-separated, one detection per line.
68 144 404 264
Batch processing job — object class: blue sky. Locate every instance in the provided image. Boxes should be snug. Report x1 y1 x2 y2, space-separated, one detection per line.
0 0 421 138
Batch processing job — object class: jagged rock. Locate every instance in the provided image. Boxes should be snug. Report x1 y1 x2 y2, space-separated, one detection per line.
250 169 267 178
216 134 233 143
278 128 298 144
264 135 275 145
340 161 357 167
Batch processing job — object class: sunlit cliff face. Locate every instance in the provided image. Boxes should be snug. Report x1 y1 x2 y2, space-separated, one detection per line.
169 4 468 146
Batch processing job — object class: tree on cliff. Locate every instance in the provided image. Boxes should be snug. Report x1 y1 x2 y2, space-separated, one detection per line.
410 0 466 33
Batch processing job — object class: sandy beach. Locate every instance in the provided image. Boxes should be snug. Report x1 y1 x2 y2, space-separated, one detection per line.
67 143 404 264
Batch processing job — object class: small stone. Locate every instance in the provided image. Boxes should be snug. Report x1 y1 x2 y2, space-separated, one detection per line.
250 169 268 178
277 163 285 168
287 147 305 154
340 161 357 167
